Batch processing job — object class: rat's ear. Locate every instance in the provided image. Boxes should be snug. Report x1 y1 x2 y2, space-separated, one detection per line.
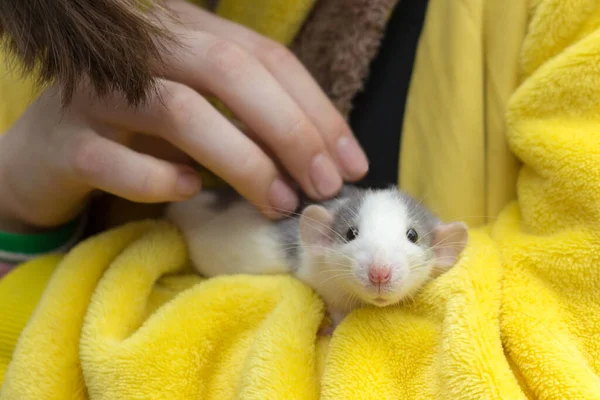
299 205 335 255
430 222 469 275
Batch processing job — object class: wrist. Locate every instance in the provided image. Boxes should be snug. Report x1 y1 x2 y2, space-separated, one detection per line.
0 136 88 258
0 133 87 233
0 187 85 235
0 214 45 235
0 163 87 263
0 157 35 234
0 136 62 234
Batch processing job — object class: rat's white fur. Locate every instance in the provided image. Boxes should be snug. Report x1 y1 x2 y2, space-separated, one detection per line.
166 193 289 277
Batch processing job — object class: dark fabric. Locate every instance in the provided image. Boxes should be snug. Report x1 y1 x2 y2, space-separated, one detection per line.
349 0 429 189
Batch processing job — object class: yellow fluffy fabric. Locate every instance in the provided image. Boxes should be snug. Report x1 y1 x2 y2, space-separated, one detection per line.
0 221 327 399
4 0 600 398
400 0 526 226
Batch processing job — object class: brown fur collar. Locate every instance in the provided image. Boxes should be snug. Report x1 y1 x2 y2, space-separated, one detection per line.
292 0 400 117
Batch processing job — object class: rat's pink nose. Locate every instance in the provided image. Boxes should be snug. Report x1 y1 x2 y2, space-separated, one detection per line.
368 265 391 284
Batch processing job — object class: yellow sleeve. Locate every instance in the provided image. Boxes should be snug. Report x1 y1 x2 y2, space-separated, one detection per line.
215 0 316 44
0 52 38 135
0 254 61 382
399 0 527 227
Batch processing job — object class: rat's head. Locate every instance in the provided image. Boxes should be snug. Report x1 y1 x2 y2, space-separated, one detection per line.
299 186 468 307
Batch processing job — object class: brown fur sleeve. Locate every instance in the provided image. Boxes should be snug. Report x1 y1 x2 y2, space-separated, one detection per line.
292 0 399 117
0 0 176 107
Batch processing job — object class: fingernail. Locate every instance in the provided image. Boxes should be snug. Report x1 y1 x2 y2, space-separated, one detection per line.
310 153 343 198
176 172 201 197
337 137 369 179
268 178 298 214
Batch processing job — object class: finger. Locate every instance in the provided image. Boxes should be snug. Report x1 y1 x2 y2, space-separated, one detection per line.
86 80 299 218
129 134 196 165
66 132 202 203
163 28 343 200
167 1 369 181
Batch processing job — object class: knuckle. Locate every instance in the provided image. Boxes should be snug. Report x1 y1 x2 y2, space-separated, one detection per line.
135 170 162 200
205 39 250 79
69 135 105 179
279 117 313 149
162 85 201 129
327 114 350 144
258 40 295 67
234 150 265 181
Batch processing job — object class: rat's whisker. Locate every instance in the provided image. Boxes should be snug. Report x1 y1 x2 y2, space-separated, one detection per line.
174 203 342 244
279 243 347 256
428 240 468 250
247 201 348 243
410 263 436 272
314 265 352 273
407 196 425 218
279 245 356 263
319 273 355 286
343 291 359 312
336 202 356 238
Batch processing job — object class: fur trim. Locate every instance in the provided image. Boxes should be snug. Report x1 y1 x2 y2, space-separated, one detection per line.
292 0 400 117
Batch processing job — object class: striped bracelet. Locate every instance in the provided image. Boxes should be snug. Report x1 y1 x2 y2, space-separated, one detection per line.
0 213 86 265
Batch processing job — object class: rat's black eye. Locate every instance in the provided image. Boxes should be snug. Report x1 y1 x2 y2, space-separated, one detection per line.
346 227 359 241
406 228 418 243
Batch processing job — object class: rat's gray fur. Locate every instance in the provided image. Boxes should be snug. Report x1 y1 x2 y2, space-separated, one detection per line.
276 185 365 268
395 190 440 249
276 184 439 267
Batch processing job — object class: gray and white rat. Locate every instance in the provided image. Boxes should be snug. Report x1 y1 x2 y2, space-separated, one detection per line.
166 185 468 334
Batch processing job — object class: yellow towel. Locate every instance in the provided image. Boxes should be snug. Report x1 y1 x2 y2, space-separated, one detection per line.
4 0 600 399
0 221 327 399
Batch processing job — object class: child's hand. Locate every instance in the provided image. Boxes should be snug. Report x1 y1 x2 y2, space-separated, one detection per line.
0 2 369 232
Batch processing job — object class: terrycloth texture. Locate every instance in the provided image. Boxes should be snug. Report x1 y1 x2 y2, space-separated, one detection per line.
292 0 399 117
5 0 600 399
1 221 328 399
399 0 525 226
0 255 59 382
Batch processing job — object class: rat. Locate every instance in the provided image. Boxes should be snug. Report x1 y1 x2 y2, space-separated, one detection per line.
165 184 469 334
